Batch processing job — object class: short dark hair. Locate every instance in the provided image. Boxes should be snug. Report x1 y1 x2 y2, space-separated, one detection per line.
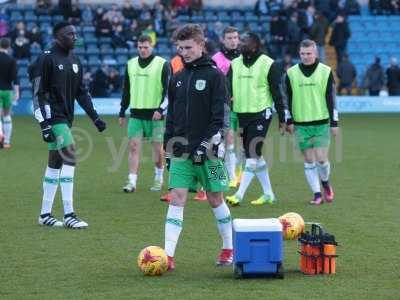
53 21 72 37
0 37 10 49
242 32 261 49
175 24 205 43
299 39 317 48
222 26 239 38
137 35 152 44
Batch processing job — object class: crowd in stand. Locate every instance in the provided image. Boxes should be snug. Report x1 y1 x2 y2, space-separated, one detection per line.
0 0 399 96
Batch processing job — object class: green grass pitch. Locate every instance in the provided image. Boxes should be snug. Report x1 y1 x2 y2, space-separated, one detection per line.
0 115 399 300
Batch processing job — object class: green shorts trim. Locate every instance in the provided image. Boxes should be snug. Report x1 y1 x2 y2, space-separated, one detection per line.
0 90 12 110
230 111 238 131
48 123 75 151
294 124 330 151
127 118 164 142
169 158 228 192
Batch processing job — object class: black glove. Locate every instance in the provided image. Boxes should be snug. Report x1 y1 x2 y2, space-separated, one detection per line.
165 152 171 171
94 118 106 132
41 125 56 143
212 142 225 160
192 142 209 165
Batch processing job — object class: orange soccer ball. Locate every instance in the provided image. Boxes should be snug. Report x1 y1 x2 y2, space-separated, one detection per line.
137 246 168 276
279 212 305 240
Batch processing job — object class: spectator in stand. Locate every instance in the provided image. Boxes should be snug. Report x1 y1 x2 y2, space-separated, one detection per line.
386 57 400 96
152 1 166 36
203 23 219 45
315 0 331 19
363 57 385 96
124 19 141 48
108 67 122 94
122 0 138 20
10 22 31 59
329 14 351 64
345 0 361 15
0 8 9 38
93 6 105 27
64 0 82 25
298 0 312 9
286 12 302 57
81 5 93 25
276 53 294 78
309 10 329 62
35 0 52 15
336 53 357 95
104 4 124 24
254 0 269 16
58 0 72 18
95 14 113 38
138 1 153 26
286 0 299 19
28 24 44 48
172 0 190 14
142 23 157 46
112 24 128 48
190 0 203 16
269 11 287 59
90 64 110 97
269 0 284 15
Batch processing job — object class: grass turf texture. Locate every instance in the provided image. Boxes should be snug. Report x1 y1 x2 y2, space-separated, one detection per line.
0 115 398 300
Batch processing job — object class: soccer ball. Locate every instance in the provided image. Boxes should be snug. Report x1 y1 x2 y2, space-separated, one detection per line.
137 246 168 276
278 212 305 240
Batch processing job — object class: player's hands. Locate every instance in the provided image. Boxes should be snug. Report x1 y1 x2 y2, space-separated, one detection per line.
41 126 56 143
331 127 339 137
13 93 19 103
119 117 126 127
279 122 287 135
192 142 209 165
152 111 162 120
286 124 294 134
94 118 107 132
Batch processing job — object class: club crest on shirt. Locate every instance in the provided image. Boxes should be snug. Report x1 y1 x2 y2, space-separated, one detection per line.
58 64 63 70
72 64 79 74
195 79 206 91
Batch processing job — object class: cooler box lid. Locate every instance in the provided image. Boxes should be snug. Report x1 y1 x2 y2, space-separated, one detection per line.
233 218 282 232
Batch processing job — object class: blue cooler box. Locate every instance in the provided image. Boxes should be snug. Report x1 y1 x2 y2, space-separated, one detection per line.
233 218 284 278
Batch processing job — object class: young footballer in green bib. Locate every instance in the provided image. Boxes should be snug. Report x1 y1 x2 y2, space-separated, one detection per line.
284 39 339 205
226 32 288 207
119 35 171 193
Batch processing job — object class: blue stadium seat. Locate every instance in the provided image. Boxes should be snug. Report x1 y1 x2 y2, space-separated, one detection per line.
10 12 23 21
116 55 128 65
86 45 100 55
53 15 64 23
24 11 37 22
216 11 230 22
115 48 129 55
231 11 245 22
191 15 204 22
38 15 52 22
82 26 95 33
204 11 217 22
177 15 190 22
